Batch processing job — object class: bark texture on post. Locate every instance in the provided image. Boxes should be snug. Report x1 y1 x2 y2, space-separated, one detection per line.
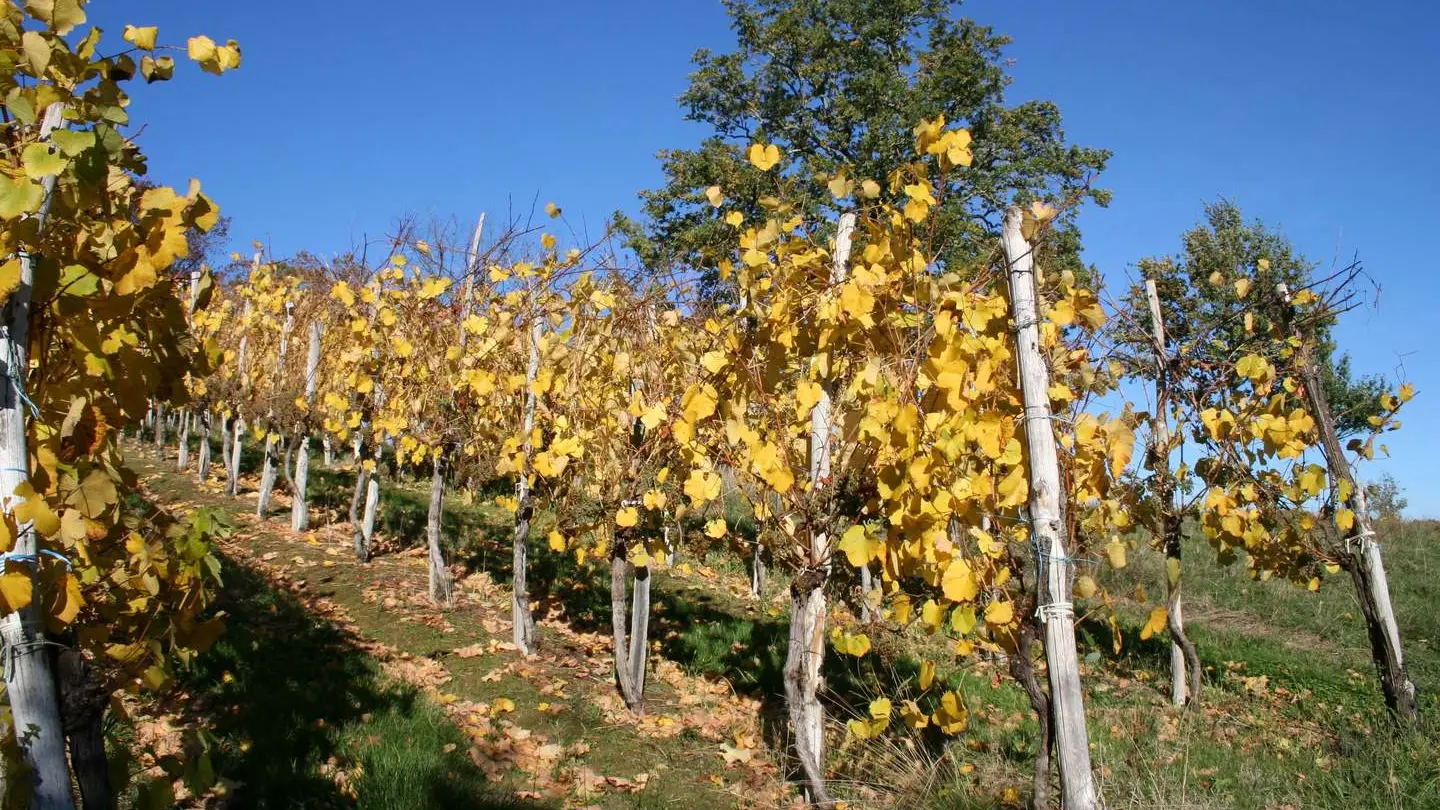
1002 207 1101 810
228 417 244 497
197 411 212 482
510 318 542 655
153 402 166 461
177 409 191 470
1283 289 1418 724
782 212 853 808
362 464 381 555
256 301 295 518
609 541 650 712
1143 279 1202 706
0 103 77 810
291 320 322 531
426 453 453 604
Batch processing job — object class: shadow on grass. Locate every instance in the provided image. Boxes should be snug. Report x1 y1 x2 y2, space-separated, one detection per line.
176 554 549 810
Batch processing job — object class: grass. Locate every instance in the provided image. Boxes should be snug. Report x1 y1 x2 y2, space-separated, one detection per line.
136 435 1440 808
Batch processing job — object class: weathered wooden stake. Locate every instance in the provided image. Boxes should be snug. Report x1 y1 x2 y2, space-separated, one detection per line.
1002 207 1102 810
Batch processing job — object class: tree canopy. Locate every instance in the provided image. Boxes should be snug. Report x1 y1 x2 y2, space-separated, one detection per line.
618 0 1110 293
1131 199 1386 437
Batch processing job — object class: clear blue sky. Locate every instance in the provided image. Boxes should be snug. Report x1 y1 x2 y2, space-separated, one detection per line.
93 1 1440 514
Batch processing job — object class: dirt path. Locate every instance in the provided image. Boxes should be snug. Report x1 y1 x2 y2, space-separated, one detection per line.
130 450 794 809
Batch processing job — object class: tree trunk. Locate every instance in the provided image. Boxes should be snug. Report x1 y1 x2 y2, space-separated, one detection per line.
55 649 110 810
0 103 77 810
1291 324 1419 725
427 453 453 604
750 545 766 599
859 564 873 623
1008 620 1053 810
783 572 830 807
1002 207 1102 810
197 411 213 482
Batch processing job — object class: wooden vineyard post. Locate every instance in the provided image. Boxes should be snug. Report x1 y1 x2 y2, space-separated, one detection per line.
1001 207 1102 810
257 300 294 517
291 320 322 530
511 313 542 655
0 104 77 810
1143 279 1201 706
784 211 853 807
1280 285 1419 725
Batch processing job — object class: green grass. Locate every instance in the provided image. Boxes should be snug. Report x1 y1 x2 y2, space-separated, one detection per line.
140 436 1440 808
148 556 538 810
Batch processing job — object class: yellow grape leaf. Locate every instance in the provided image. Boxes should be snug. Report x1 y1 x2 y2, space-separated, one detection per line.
21 143 66 179
545 201 561 218
14 484 60 537
940 558 978 602
48 572 82 626
1139 605 1169 641
0 570 32 613
1075 575 1098 599
859 179 881 199
891 593 912 625
704 518 727 539
724 210 744 227
950 605 976 635
123 24 159 50
900 700 929 730
704 186 723 207
491 697 516 714
919 660 935 691
868 697 892 722
1335 508 1356 532
615 507 639 528
827 174 853 199
1105 539 1128 569
683 469 721 506
746 143 781 171
920 599 943 633
831 629 870 657
681 383 718 424
983 600 1015 628
1234 278 1252 298
1235 354 1273 385
931 691 968 735
0 176 45 218
700 351 727 374
547 531 566 552
837 525 878 568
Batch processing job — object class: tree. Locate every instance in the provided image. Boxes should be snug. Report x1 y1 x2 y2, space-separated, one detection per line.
621 0 1110 293
1130 200 1384 435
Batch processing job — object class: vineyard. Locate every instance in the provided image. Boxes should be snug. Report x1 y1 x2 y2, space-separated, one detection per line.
0 1 1434 809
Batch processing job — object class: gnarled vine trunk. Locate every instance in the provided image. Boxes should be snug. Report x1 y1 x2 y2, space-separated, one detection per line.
783 569 829 807
427 453 453 604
